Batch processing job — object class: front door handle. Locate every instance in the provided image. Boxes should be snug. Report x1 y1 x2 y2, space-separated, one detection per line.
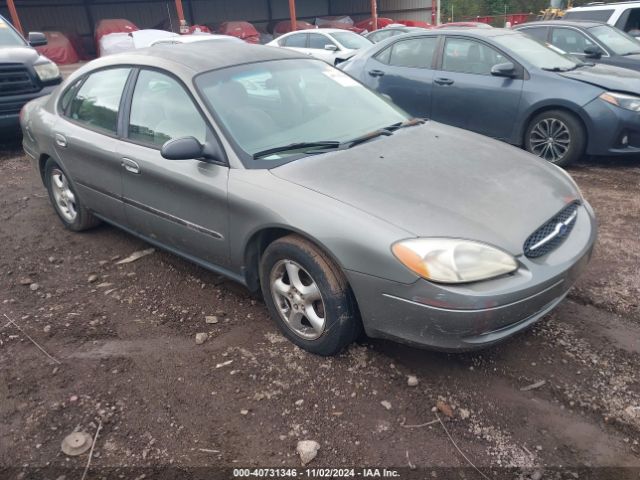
435 77 454 86
55 133 67 148
368 69 385 77
121 158 140 174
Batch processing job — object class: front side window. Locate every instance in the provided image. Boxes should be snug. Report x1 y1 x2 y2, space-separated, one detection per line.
379 37 438 68
308 33 334 50
67 68 130 134
128 70 207 147
442 38 506 75
196 59 408 166
550 28 595 54
283 33 307 48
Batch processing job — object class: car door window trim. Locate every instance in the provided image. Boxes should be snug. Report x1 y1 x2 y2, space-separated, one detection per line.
61 66 135 140
119 66 229 166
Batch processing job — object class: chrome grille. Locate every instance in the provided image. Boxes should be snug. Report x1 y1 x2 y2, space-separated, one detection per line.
524 202 579 259
0 64 37 95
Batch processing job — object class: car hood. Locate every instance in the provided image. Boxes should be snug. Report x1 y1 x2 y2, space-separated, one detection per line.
559 63 640 93
0 45 40 65
270 122 580 255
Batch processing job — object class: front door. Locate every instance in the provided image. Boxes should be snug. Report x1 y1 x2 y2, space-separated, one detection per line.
430 36 524 141
120 69 230 267
54 67 132 223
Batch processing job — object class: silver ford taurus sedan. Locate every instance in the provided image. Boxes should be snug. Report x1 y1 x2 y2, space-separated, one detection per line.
21 42 597 355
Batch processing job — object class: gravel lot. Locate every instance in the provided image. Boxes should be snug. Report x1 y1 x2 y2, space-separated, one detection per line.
1 133 639 479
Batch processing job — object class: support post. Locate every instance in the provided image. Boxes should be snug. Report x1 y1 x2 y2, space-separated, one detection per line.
371 0 378 31
431 0 437 25
175 0 186 22
6 0 24 35
288 0 297 31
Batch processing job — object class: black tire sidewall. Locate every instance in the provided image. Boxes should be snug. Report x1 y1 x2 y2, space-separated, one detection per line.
260 239 357 356
44 159 95 232
525 110 586 167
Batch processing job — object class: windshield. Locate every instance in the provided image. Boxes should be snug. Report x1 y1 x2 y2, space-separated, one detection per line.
0 17 27 47
493 33 579 71
195 59 408 166
588 25 640 55
329 32 372 50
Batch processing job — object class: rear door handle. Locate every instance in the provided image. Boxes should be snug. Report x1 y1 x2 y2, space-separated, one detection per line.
121 158 140 174
368 69 385 77
435 77 454 86
55 133 67 148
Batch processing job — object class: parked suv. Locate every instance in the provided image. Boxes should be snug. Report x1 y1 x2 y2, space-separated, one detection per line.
563 2 640 37
0 15 62 133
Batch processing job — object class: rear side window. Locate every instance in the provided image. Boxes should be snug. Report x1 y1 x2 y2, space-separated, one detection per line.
67 68 130 134
563 9 614 22
369 30 395 43
128 69 207 147
442 38 506 75
376 37 438 68
283 33 307 47
519 26 549 42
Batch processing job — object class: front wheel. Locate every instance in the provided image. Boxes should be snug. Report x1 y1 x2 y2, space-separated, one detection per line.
524 110 586 167
259 235 361 356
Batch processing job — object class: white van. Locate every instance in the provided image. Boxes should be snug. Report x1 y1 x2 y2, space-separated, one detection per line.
563 2 640 37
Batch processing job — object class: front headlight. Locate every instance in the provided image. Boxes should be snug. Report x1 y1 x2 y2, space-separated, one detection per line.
392 238 518 284
34 61 60 82
600 92 640 112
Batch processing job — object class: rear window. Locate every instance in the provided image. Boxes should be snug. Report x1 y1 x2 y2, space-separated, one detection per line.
563 9 614 23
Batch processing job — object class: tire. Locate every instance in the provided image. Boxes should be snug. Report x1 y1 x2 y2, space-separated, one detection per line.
44 158 100 232
259 234 361 356
524 109 586 167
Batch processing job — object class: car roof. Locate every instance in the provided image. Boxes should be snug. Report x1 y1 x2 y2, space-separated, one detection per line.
83 42 308 74
516 19 607 29
401 27 519 39
281 28 356 35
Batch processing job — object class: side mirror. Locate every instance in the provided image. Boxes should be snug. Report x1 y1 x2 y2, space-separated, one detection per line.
584 45 603 59
491 62 516 77
161 136 206 160
324 44 338 51
28 32 47 47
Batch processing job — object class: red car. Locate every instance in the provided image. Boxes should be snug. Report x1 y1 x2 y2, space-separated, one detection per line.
218 21 260 44
354 17 395 31
273 20 317 36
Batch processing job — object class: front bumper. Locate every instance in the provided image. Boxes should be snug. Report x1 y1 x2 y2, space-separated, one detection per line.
346 202 597 351
584 97 640 156
0 85 57 132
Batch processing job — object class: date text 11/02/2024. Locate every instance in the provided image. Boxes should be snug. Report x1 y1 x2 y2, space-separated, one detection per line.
233 468 401 478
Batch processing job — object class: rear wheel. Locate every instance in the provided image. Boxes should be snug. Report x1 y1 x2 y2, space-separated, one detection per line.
524 109 585 167
44 159 100 231
260 235 360 356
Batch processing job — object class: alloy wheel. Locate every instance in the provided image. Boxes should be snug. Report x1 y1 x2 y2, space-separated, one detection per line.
269 259 326 340
529 117 571 163
50 168 77 223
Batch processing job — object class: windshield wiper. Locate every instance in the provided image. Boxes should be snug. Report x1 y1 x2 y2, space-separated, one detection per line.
253 141 340 159
344 118 426 148
622 51 640 56
384 117 426 132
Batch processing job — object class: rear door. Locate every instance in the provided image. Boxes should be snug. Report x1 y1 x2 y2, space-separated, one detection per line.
119 68 230 266
281 33 310 56
54 67 132 223
430 36 524 141
360 35 440 118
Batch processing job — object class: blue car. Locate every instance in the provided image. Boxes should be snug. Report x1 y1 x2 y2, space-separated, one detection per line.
341 28 640 166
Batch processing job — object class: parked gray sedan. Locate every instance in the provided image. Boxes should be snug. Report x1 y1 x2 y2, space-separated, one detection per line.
21 42 597 355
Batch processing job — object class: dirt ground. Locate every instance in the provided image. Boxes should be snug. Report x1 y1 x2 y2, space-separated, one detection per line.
1 133 639 480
